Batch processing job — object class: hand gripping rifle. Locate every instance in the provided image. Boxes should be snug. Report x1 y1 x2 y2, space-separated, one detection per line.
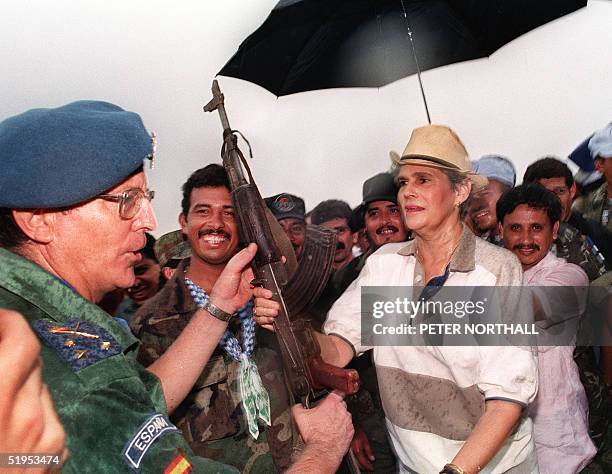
204 80 359 408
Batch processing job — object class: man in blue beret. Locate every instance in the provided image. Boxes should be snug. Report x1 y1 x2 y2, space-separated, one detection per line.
583 122 612 232
467 154 516 245
0 102 353 473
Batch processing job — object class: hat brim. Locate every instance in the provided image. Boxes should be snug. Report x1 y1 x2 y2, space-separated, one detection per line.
390 151 488 193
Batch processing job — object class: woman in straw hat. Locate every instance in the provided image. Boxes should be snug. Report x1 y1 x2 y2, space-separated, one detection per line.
253 125 538 474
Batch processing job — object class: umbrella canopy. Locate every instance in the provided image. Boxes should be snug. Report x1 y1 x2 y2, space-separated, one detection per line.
219 0 587 97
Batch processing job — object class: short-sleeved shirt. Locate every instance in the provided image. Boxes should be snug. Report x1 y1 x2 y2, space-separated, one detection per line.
324 226 538 474
0 248 236 474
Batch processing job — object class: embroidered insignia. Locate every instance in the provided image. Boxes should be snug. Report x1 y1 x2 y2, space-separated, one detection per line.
273 194 296 213
123 414 179 469
32 319 121 371
163 449 192 474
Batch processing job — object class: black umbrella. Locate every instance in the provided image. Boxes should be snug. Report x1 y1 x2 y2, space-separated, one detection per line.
219 0 586 121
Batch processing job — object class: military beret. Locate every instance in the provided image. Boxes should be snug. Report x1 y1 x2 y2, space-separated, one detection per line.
0 100 154 208
264 193 306 221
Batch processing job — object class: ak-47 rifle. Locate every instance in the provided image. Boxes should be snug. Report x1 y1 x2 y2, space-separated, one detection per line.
204 80 359 408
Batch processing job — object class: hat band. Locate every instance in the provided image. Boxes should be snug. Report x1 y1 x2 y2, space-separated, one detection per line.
399 154 463 171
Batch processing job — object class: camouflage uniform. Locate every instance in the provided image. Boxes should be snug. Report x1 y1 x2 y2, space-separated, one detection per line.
130 259 298 473
0 248 236 473
581 183 612 233
554 222 608 281
555 220 612 473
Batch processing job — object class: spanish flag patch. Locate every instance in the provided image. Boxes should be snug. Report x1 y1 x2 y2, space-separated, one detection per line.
164 450 192 474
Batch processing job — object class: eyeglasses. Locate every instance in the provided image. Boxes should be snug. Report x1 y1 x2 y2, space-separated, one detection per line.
97 188 155 219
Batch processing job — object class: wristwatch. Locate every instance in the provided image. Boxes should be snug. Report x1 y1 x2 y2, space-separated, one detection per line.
201 298 234 322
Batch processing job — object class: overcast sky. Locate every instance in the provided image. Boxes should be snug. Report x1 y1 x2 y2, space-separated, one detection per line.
2 0 611 236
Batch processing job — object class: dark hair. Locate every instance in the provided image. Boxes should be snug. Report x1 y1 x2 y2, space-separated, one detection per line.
523 157 573 188
350 206 365 233
0 208 28 251
141 232 157 262
496 183 562 225
311 199 352 226
181 164 230 216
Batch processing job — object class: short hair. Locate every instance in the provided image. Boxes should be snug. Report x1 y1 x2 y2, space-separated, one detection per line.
141 233 157 262
440 168 471 215
311 199 352 226
496 183 562 226
0 208 28 251
181 164 230 217
523 157 573 188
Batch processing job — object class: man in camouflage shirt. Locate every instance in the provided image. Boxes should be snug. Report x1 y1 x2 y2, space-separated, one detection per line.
131 164 297 473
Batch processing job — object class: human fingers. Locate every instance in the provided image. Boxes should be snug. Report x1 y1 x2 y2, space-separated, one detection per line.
36 384 67 462
252 287 273 299
223 243 257 274
352 433 375 472
0 310 40 397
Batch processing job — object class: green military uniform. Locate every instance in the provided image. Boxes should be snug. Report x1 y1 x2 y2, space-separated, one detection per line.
0 248 236 474
130 259 298 473
581 183 612 232
555 222 608 281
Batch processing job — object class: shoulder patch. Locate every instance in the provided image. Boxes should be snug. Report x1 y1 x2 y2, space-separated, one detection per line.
164 449 192 474
32 319 121 371
123 413 180 470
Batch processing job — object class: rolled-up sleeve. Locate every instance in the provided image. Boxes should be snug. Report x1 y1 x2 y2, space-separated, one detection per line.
477 345 538 407
324 259 375 356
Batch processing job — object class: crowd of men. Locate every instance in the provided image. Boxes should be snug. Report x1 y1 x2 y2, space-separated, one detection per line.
0 100 610 474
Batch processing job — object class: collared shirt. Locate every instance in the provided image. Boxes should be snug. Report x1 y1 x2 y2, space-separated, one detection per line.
0 248 235 473
524 253 596 474
324 226 538 474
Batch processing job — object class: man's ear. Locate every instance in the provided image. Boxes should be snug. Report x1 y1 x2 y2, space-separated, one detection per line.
11 210 55 244
594 158 605 174
497 221 504 239
178 213 187 232
162 266 175 280
552 220 560 240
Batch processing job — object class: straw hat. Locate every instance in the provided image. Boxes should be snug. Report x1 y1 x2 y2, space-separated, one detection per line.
390 125 488 192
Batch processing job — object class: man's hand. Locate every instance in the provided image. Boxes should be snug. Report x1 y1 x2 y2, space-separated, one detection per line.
291 390 354 470
252 286 279 331
0 309 67 472
209 243 257 314
351 427 375 471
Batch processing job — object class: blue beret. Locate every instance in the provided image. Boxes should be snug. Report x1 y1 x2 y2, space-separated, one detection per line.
0 100 153 208
588 122 612 160
472 154 516 188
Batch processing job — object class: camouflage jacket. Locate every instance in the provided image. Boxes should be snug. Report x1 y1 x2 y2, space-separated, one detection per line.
130 259 297 473
0 248 236 474
555 221 609 281
581 183 612 232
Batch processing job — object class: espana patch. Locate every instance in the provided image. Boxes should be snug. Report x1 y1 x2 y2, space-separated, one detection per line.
123 414 179 469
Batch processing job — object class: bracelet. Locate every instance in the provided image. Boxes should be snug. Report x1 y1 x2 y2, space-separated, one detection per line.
201 298 234 322
440 464 468 474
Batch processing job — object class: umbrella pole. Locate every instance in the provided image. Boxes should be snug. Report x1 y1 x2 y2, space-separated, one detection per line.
401 1 432 124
